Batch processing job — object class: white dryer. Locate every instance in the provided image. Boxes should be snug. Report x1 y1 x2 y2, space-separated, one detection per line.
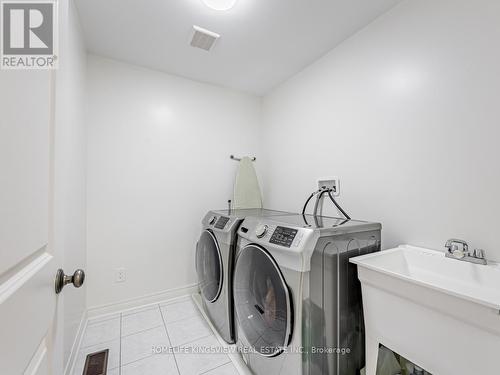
233 214 381 375
196 209 289 344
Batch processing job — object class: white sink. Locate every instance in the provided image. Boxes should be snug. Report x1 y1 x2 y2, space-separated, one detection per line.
350 245 500 375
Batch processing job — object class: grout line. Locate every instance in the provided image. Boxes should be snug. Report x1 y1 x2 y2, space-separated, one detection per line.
175 333 214 347
121 324 164 338
121 304 160 317
79 336 119 350
159 304 181 375
121 353 156 368
79 341 114 350
160 312 202 325
120 354 167 370
198 359 232 375
79 316 121 350
82 319 164 351
119 324 169 367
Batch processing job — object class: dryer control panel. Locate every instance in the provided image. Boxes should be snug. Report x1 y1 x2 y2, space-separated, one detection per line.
269 226 298 248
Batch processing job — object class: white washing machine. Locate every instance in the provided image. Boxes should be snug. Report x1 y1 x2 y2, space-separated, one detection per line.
196 209 290 344
233 214 381 375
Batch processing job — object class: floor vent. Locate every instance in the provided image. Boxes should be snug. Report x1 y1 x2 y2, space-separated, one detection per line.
82 349 109 375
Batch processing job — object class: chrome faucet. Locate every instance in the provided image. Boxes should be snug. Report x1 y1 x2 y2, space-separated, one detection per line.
445 238 469 254
445 238 487 265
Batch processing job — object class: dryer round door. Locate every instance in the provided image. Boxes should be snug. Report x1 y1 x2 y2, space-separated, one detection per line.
233 244 292 357
196 230 223 303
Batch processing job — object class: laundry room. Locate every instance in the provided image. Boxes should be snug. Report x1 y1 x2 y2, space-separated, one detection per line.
1 0 500 374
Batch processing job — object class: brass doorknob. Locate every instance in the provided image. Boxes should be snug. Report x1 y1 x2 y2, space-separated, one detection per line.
55 269 85 294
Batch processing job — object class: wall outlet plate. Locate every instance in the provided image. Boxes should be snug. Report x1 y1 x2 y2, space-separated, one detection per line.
115 268 126 283
317 177 340 196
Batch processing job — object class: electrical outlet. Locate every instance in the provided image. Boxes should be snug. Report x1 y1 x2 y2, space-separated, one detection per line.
317 177 340 196
115 268 126 283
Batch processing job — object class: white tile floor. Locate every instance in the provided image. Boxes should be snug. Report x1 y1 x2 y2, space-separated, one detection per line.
73 296 240 375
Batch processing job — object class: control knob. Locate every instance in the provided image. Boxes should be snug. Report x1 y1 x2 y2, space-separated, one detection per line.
255 224 268 238
209 216 217 225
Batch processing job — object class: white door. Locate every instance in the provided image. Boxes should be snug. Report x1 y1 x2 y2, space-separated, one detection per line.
0 69 61 374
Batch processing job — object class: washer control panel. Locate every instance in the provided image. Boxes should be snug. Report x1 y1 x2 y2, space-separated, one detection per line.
269 226 298 248
214 216 230 229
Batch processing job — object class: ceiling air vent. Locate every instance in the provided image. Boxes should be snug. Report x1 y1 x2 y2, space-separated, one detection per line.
190 25 220 51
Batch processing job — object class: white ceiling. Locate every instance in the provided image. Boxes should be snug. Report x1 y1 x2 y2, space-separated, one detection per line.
75 0 401 95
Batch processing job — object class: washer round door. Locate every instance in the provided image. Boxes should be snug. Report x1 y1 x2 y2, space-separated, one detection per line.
196 230 223 303
233 244 292 357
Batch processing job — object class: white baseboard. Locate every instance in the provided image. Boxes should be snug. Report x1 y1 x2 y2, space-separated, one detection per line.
87 283 199 318
64 309 87 375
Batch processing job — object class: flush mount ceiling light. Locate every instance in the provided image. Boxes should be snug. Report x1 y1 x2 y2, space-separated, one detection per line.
201 0 237 11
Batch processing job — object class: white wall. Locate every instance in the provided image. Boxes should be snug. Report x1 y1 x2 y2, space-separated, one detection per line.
261 0 500 261
53 0 87 372
86 56 261 308
84 0 500 309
